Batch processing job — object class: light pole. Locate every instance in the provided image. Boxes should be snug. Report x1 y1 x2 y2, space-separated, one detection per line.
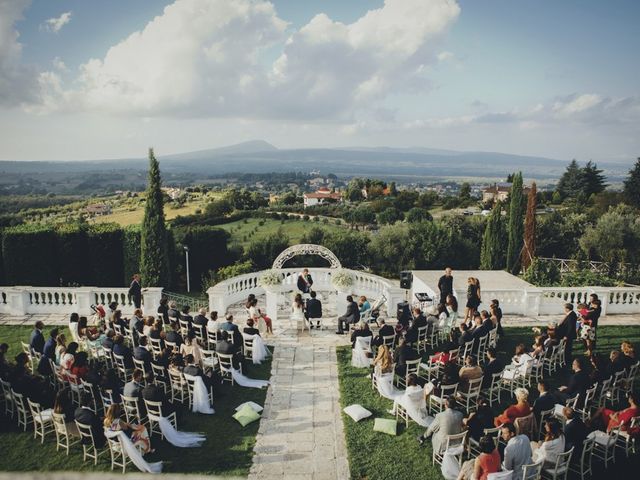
184 245 191 293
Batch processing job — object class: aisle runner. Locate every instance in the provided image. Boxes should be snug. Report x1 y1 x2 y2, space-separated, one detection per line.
247 313 351 480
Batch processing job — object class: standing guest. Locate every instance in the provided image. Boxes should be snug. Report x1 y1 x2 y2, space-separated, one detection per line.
336 295 360 335
556 303 578 366
128 274 142 309
482 348 504 388
297 268 313 294
75 393 106 448
350 322 373 349
157 296 170 325
465 277 481 323
438 267 454 304
494 388 532 426
305 291 323 329
29 321 45 354
358 296 371 314
458 355 483 392
193 308 208 327
563 407 586 457
417 396 464 453
456 435 501 480
373 318 395 347
583 297 601 355
533 380 556 420
490 299 503 336
501 422 533 480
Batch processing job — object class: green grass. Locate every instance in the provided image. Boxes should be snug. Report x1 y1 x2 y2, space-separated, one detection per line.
218 217 345 248
337 326 640 480
0 325 271 476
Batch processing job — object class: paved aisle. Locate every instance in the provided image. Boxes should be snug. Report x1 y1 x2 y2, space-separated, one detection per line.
247 314 350 480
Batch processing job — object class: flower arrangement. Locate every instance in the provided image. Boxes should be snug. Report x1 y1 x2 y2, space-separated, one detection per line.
259 270 282 288
332 270 354 290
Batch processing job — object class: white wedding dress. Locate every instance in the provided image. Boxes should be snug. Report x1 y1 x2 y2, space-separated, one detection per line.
351 336 373 368
183 374 215 415
104 429 163 473
391 385 433 427
244 334 271 365
146 415 206 448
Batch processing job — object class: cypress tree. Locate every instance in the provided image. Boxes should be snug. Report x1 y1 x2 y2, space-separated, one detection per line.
521 182 537 270
140 148 170 287
480 202 505 269
506 172 525 274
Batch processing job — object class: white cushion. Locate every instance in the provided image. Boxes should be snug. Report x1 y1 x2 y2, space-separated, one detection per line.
589 430 615 447
235 401 263 413
343 404 372 422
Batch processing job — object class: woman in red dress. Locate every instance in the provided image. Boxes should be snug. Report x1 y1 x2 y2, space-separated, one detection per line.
590 392 639 432
494 387 532 427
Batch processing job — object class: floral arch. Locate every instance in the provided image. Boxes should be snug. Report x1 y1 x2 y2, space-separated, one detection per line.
271 244 342 269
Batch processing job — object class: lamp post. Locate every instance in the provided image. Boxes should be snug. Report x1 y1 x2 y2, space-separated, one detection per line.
184 245 190 293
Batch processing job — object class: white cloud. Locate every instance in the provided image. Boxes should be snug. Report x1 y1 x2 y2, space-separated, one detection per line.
35 0 460 119
41 11 72 33
437 51 454 62
52 56 68 72
552 93 602 116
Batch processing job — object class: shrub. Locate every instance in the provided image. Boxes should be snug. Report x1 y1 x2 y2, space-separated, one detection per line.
55 224 91 286
522 258 561 287
2 225 58 286
87 223 125 286
303 215 310 221
122 225 141 285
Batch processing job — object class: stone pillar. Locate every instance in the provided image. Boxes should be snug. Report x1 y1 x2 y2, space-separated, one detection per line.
8 287 30 315
142 287 164 317
265 288 279 323
524 288 542 317
75 288 95 316
207 285 227 315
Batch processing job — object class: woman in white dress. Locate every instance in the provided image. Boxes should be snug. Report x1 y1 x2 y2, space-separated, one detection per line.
531 418 566 468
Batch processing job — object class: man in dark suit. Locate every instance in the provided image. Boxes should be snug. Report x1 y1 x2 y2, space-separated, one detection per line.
164 322 184 348
533 379 556 419
337 295 360 334
38 327 58 375
142 372 175 414
192 308 208 327
216 331 243 369
482 347 504 388
219 314 242 345
563 407 587 457
393 338 420 376
133 336 153 370
75 393 106 448
183 354 214 389
406 308 427 344
556 303 578 366
304 291 323 329
243 318 260 336
181 305 193 327
113 334 134 368
437 267 454 304
128 274 142 309
558 357 591 408
102 330 115 350
297 268 313 293
458 323 473 348
373 318 395 347
29 321 45 354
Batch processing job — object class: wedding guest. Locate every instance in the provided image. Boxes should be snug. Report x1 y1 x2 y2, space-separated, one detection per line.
128 273 142 309
563 407 586 457
75 393 106 448
29 321 45 354
464 397 495 442
589 392 639 433
358 295 371 314
157 296 170 325
482 348 504 388
557 357 591 407
494 388 532 427
458 355 483 393
456 435 500 480
501 423 532 480
393 338 420 377
373 318 395 347
531 418 565 468
533 380 556 420
465 277 481 323
104 403 151 454
417 396 464 453
490 299 503 336
350 321 373 349
193 308 208 327
438 267 454 304
180 330 202 366
207 311 220 333
373 345 393 375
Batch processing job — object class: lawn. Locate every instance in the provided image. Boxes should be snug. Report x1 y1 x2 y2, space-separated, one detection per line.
218 217 346 248
90 201 207 227
0 325 272 476
337 326 640 480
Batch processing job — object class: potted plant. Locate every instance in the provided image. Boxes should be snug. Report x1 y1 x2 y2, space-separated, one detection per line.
331 270 354 292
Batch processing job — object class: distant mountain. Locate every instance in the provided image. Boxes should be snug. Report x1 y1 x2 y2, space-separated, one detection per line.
162 140 277 160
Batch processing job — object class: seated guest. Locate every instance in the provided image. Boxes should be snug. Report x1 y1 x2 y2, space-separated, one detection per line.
168 354 185 376
494 387 532 427
103 403 151 454
133 336 153 370
620 341 637 371
74 393 106 448
305 291 323 329
9 352 49 404
54 333 67 365
337 295 360 335
193 308 208 327
464 397 495 443
111 309 127 332
563 407 586 457
406 308 427 344
531 336 545 359
60 342 78 373
112 334 134 368
351 321 373 349
429 303 448 332
393 338 420 377
243 318 260 336
100 369 122 403
0 343 10 379
557 357 591 407
163 322 184 349
531 418 565 468
456 435 501 480
607 350 627 378
101 330 115 351
220 314 243 345
153 347 172 369
589 392 639 433
180 331 202 366
425 361 460 401
123 369 144 405
458 355 483 393
533 379 556 420
358 295 371 314
181 305 193 327
29 321 45 354
501 422 533 480
373 345 393 375
157 296 169 325
184 353 214 388
417 396 464 453
130 309 144 337
38 327 59 375
148 320 163 342
142 316 155 337
142 372 175 414
70 351 90 380
216 331 243 369
207 311 220 334
167 301 181 323
509 343 534 369
482 347 504 388
458 323 473 348
373 318 395 347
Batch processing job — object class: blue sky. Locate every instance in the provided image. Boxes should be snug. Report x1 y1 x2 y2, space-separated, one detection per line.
1 0 638 161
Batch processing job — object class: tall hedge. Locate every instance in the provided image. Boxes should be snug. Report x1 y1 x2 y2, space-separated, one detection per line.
87 223 124 286
0 229 5 285
55 224 91 286
123 225 141 285
2 225 58 286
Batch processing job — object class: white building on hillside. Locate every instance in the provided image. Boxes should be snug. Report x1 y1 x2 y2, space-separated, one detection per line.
303 187 342 208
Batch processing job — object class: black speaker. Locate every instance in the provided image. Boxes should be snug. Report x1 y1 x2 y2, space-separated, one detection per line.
396 301 410 321
400 270 413 289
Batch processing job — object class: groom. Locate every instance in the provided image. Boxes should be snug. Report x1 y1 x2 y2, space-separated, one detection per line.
297 268 313 294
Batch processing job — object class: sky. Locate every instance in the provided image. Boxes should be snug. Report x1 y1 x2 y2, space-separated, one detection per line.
0 0 638 162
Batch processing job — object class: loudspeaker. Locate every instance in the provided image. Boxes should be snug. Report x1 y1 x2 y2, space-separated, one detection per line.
396 301 410 321
400 270 413 289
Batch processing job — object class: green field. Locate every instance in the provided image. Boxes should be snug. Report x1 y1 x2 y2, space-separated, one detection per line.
0 325 271 476
218 217 347 248
337 326 640 480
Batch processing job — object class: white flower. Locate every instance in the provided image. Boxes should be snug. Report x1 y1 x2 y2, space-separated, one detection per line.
259 270 282 287
332 270 354 289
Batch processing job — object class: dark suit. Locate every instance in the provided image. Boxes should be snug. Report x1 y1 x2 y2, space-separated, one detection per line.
193 314 208 327
216 340 242 369
142 383 174 414
129 279 142 308
133 346 153 370
374 324 395 347
393 344 420 376
113 343 134 368
564 370 591 408
305 298 323 321
557 311 578 365
243 327 260 336
533 391 557 419
38 337 56 375
406 314 427 343
438 274 453 303
297 273 313 293
165 330 183 348
338 301 360 334
29 329 45 354
74 406 106 447
482 358 504 388
184 364 213 388
458 330 473 348
564 417 587 456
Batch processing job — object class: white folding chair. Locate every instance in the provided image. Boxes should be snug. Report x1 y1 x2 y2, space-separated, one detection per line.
144 398 177 441
107 435 131 473
569 436 595 480
11 390 32 431
433 431 467 466
75 420 107 465
590 428 620 468
52 412 80 455
541 447 573 480
27 398 54 443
